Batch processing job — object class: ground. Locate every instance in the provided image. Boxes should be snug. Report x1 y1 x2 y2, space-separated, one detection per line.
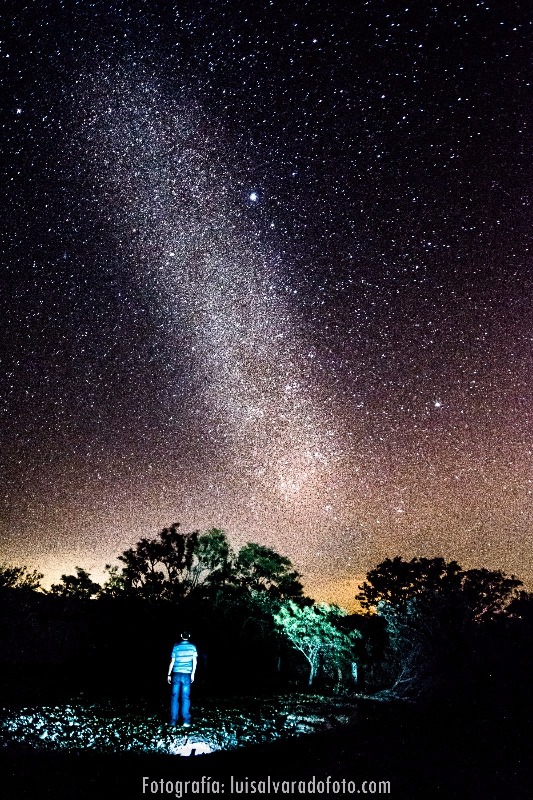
0 693 530 799
0 693 357 756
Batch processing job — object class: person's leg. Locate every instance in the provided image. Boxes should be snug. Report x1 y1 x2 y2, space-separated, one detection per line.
170 674 180 725
180 674 191 724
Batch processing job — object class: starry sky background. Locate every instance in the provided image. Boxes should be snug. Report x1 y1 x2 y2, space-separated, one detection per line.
1 0 531 609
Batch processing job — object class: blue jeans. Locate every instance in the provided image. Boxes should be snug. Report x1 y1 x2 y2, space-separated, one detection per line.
170 673 191 724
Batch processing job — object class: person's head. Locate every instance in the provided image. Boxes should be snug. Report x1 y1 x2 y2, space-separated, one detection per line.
180 631 191 641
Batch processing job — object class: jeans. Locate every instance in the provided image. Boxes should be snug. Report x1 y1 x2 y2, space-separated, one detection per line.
170 672 191 724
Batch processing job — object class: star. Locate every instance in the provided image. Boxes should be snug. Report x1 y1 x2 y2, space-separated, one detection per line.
1 0 529 608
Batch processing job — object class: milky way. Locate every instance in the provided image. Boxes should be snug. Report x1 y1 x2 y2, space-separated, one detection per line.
1 1 531 607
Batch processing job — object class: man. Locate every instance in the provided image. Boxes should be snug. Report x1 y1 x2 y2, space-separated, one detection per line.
167 631 197 727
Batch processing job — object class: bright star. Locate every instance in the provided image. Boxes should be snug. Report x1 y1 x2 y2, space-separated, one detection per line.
249 191 258 202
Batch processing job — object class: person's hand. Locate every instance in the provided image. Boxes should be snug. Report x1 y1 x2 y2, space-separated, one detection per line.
191 675 195 683
167 675 171 684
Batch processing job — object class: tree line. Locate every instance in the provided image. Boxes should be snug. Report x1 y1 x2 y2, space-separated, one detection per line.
1 525 531 711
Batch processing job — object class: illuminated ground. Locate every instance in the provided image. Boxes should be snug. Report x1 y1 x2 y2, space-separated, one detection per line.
0 695 357 757
0 696 530 800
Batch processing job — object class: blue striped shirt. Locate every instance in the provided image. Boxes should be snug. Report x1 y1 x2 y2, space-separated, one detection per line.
171 641 197 673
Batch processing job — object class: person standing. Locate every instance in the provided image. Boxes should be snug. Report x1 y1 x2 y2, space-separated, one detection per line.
167 631 197 727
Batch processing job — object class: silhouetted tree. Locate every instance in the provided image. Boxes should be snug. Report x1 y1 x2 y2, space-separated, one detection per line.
357 556 522 700
105 523 200 600
190 528 233 591
358 556 521 620
358 557 462 610
235 543 303 598
105 526 303 603
49 567 101 599
459 567 523 621
0 563 43 591
99 565 129 598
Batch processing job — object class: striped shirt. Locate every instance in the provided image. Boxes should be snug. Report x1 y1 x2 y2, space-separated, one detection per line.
171 641 197 674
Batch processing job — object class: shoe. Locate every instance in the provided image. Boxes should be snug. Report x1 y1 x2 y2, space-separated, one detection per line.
183 723 191 728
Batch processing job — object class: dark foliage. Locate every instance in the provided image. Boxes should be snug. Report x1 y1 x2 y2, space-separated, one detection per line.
0 547 532 722
0 563 43 591
355 556 525 705
357 556 521 617
102 525 302 603
49 567 101 599
0 529 306 704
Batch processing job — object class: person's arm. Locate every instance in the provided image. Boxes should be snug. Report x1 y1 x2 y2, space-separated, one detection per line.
167 657 175 684
191 654 197 683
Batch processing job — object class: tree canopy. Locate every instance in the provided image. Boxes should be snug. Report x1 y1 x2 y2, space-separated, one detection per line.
102 525 303 602
235 542 303 598
104 524 230 601
356 556 523 700
357 556 521 620
0 563 43 591
49 567 101 600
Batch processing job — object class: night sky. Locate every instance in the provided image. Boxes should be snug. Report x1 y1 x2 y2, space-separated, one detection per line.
1 1 531 608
